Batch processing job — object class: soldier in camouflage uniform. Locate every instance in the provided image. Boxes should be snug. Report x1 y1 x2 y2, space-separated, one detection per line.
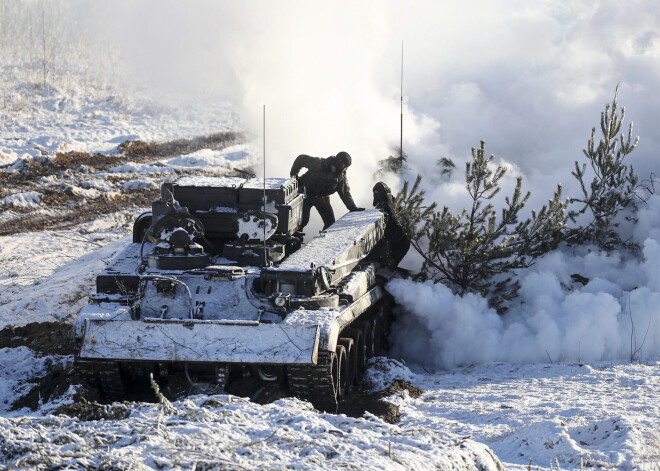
290 151 364 231
372 181 410 267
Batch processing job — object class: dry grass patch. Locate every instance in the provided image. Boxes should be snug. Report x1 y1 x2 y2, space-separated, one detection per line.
52 151 124 169
0 189 158 235
119 131 241 158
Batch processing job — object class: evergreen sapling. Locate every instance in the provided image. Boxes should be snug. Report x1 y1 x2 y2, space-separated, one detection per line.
375 147 409 178
569 85 640 250
394 141 568 313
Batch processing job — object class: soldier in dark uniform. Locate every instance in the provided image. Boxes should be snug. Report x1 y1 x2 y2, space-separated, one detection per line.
372 181 410 267
290 151 364 231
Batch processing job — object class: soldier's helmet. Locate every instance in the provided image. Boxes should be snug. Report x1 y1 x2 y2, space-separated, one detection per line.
335 151 352 169
373 181 392 206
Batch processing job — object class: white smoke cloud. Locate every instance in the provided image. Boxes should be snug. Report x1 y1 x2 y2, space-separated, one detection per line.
388 194 660 369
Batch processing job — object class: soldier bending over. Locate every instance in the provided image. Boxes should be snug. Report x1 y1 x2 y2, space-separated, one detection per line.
290 151 364 231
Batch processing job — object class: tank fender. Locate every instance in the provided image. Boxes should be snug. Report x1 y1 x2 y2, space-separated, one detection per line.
74 302 132 340
281 285 384 353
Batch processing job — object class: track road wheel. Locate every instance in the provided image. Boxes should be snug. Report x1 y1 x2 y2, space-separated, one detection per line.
346 328 365 383
335 344 349 402
338 338 355 393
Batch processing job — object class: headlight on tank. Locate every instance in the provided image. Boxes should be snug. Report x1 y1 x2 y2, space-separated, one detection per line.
273 293 290 308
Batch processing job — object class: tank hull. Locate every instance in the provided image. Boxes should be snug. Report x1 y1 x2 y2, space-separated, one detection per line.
75 178 395 411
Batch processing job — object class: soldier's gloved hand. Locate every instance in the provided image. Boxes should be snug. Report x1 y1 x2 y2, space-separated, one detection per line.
350 207 365 212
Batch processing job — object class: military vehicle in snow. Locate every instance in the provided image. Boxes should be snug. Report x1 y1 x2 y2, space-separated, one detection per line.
74 176 395 411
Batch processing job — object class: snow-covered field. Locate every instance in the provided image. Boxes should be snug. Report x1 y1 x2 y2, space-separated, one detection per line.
0 92 658 470
385 360 660 470
0 378 499 470
2 18 660 466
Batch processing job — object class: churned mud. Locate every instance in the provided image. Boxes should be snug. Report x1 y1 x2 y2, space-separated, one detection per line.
339 379 424 424
10 362 95 411
0 322 92 410
53 376 423 424
0 321 78 356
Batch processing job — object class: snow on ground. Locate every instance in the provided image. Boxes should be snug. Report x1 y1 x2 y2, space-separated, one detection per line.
0 236 131 326
0 212 137 327
2 62 659 470
0 339 658 469
121 176 159 191
1 219 659 468
378 359 660 470
164 145 253 171
106 144 254 177
0 391 500 470
0 74 239 167
0 211 135 284
0 191 42 209
0 347 70 414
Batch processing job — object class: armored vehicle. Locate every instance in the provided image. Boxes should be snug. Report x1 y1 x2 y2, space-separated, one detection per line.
74 176 395 411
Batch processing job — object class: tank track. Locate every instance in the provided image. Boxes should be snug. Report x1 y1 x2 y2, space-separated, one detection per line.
77 359 126 403
97 361 127 402
287 301 392 412
287 351 338 412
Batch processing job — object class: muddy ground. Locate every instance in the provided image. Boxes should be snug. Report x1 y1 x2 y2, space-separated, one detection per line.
0 131 246 235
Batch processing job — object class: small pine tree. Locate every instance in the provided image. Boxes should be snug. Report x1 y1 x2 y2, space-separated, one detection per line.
394 141 568 313
393 174 437 243
375 146 408 177
569 85 640 250
437 157 456 178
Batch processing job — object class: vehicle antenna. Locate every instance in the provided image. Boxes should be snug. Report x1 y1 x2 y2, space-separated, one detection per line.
400 40 404 161
263 104 267 266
